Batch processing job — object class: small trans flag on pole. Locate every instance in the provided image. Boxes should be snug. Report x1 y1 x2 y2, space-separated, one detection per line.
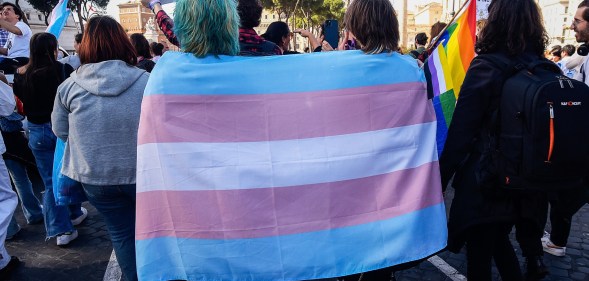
46 0 71 39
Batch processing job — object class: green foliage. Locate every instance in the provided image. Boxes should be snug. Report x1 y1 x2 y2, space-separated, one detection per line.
26 0 108 32
262 0 346 31
26 0 56 25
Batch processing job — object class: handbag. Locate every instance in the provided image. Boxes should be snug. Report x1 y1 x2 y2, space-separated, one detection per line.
52 138 87 205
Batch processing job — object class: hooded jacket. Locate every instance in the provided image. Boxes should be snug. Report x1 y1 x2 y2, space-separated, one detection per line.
51 60 149 185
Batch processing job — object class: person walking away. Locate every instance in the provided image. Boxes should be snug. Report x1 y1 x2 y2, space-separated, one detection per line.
540 0 589 259
440 0 561 280
52 16 149 281
12 32 86 246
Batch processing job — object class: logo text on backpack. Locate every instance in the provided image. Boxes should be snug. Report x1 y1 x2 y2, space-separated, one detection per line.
561 101 582 106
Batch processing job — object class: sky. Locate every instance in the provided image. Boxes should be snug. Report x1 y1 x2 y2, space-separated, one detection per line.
105 0 176 21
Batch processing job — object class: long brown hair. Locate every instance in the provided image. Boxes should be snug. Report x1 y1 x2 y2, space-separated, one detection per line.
20 33 60 89
79 16 137 65
344 0 399 54
475 0 548 56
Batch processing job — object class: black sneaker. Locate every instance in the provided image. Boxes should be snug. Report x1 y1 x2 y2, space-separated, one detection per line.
0 256 20 280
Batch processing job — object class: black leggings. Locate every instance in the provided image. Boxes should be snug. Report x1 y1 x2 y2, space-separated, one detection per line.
466 223 522 281
548 188 587 246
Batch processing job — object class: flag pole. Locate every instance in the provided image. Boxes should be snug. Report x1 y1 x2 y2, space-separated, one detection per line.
426 0 472 50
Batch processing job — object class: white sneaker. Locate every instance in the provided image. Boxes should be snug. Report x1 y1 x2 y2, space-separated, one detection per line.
71 207 88 226
56 230 78 246
542 235 566 257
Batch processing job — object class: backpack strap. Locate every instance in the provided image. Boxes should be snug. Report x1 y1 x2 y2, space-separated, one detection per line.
473 54 526 143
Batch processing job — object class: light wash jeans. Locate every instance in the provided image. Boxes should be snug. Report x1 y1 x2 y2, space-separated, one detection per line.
27 122 81 238
82 183 137 281
4 158 43 224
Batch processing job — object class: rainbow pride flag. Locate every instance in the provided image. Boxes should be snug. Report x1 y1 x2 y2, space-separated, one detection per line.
136 51 447 281
425 0 476 154
46 0 70 39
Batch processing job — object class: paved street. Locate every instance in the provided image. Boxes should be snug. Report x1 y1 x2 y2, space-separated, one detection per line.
2 186 588 281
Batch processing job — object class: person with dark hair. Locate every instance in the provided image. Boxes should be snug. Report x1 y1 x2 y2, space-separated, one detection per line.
441 0 552 280
430 21 447 41
557 44 576 77
150 42 164 62
141 0 281 56
59 33 82 69
130 33 155 72
409 32 428 59
539 0 589 263
262 21 302 55
52 15 147 281
344 0 399 54
0 3 31 74
237 0 281 55
12 33 87 247
572 1 589 85
548 45 562 63
336 1 411 280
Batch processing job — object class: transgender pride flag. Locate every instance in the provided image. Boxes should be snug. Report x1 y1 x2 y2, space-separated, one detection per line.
46 0 70 39
136 51 447 281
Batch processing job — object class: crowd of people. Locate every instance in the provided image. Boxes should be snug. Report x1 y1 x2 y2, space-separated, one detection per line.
0 0 584 280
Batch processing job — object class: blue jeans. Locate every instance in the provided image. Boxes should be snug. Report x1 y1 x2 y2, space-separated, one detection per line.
4 159 43 224
27 122 81 237
82 183 137 281
7 215 19 237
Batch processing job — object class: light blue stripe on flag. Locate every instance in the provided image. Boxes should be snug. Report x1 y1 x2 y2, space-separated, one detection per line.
136 203 447 281
145 51 427 96
46 0 70 39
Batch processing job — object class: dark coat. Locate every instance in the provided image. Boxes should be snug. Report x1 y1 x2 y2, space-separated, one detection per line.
439 52 547 253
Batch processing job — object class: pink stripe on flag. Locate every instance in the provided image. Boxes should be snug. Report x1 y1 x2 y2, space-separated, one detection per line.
135 161 442 240
138 82 431 144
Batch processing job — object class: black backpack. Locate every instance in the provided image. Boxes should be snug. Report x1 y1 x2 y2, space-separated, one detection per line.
476 53 589 190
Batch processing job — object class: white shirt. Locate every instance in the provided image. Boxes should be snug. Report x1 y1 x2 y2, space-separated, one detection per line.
0 82 16 154
59 54 81 69
574 55 589 86
4 21 31 58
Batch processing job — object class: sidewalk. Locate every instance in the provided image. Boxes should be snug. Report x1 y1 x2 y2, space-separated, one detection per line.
5 201 113 281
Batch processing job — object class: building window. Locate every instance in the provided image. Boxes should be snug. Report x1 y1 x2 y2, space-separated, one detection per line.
273 15 275 19
265 15 267 19
38 14 42 21
26 13 30 19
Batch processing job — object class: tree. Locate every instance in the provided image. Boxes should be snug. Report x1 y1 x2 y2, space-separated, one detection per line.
26 0 55 25
26 0 109 33
69 0 109 33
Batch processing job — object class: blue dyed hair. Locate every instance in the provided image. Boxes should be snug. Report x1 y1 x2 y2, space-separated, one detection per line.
174 0 240 57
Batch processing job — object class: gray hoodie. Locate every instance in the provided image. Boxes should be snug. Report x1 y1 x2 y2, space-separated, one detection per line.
52 60 149 185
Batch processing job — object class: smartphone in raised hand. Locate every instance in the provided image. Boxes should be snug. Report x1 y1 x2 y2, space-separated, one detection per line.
323 19 339 49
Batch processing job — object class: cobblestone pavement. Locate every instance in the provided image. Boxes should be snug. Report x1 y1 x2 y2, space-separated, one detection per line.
2 185 588 281
3 172 112 281
395 189 589 281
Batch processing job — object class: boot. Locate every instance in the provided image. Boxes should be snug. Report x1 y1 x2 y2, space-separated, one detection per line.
524 256 549 280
